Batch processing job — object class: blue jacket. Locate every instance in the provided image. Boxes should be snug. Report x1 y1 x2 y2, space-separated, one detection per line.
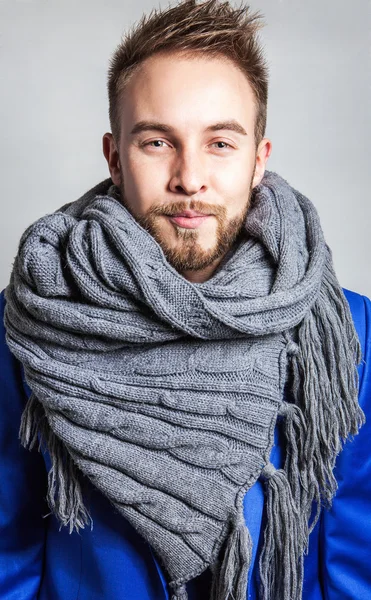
0 287 370 600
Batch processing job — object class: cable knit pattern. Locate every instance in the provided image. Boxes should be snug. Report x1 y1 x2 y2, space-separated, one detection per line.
3 171 364 600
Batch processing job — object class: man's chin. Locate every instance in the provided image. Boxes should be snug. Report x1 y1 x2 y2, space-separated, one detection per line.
137 212 246 272
158 239 224 272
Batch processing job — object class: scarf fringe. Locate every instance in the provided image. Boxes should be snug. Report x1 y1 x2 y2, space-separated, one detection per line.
257 251 365 600
259 462 306 600
19 392 93 534
210 507 252 600
278 401 321 534
286 252 364 508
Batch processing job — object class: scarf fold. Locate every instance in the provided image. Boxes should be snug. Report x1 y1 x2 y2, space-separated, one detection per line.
3 170 364 600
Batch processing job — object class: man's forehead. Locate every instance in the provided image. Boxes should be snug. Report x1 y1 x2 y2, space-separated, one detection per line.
119 52 256 111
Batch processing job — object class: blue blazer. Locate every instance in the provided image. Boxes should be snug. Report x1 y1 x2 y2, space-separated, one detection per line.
0 287 370 599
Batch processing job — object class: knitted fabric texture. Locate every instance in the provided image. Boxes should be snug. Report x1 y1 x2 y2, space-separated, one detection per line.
3 170 364 600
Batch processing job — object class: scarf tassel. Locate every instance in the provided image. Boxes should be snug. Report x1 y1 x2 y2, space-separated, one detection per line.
19 392 93 534
259 462 307 600
278 401 321 534
170 584 188 600
210 507 252 600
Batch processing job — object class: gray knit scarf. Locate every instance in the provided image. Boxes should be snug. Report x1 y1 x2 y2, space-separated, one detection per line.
3 170 364 600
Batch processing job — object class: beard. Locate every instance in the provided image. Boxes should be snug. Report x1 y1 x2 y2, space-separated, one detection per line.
117 173 255 273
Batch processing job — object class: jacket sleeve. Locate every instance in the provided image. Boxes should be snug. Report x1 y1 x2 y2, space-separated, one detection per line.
321 293 371 599
0 289 49 600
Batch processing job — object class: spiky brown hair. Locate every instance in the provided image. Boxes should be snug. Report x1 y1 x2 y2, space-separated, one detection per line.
107 0 268 149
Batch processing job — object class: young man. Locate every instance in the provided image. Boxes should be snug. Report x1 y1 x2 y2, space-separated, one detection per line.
1 1 370 599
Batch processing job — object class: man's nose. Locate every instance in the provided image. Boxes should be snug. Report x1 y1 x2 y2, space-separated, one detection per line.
168 150 208 196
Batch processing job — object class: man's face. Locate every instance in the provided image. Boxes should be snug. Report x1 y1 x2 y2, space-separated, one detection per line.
104 51 271 278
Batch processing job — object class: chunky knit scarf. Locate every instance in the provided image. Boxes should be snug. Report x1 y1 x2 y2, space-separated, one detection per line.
3 171 364 600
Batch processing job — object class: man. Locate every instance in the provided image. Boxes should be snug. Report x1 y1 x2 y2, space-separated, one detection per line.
1 1 370 599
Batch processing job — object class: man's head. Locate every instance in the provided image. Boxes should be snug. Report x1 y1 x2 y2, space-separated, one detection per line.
103 0 272 282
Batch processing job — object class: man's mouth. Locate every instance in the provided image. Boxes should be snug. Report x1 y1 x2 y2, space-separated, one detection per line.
167 210 212 229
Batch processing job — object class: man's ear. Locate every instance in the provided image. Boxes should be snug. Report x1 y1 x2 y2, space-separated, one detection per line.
252 138 272 188
102 133 122 186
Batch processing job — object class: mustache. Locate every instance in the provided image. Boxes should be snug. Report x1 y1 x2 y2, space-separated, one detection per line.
146 200 227 219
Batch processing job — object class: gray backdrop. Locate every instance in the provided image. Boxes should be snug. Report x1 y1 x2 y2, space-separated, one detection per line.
1 0 370 296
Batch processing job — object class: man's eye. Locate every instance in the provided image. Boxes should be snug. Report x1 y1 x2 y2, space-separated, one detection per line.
211 141 233 149
144 140 169 148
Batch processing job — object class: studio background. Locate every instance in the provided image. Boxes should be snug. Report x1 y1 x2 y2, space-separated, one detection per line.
1 0 370 296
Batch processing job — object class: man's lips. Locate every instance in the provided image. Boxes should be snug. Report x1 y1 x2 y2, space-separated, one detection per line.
167 209 212 229
167 215 211 229
171 210 209 218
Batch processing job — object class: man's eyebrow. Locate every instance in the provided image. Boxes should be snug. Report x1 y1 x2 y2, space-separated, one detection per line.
129 120 248 136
